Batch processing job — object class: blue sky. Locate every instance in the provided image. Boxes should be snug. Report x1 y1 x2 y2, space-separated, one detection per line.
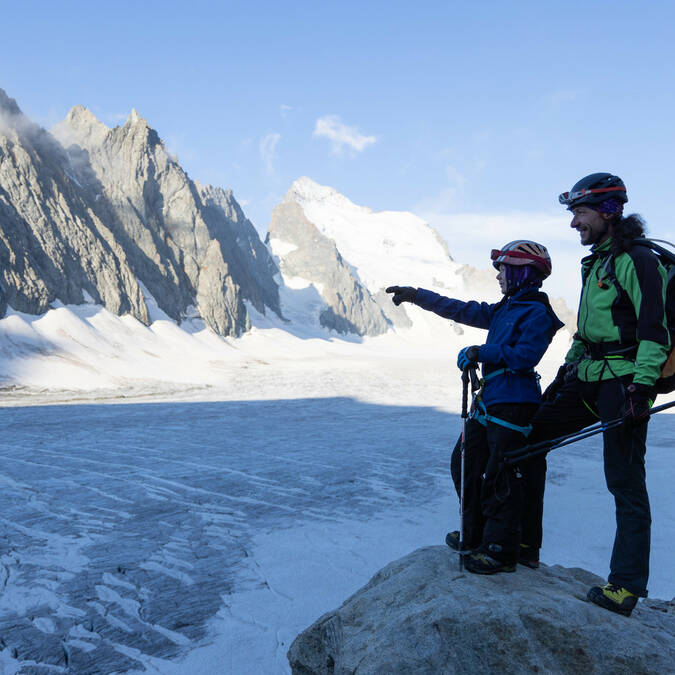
2 1 674 304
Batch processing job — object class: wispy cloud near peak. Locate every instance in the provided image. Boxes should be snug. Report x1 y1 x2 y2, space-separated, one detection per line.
259 133 281 175
313 115 376 155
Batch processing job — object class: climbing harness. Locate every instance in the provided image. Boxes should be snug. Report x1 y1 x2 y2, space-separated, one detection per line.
468 367 540 437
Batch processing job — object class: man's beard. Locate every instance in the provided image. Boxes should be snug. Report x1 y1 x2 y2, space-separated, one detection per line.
589 221 610 245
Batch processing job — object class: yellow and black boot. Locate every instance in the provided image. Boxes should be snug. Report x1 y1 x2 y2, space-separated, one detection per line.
445 530 476 552
445 530 460 550
464 551 516 575
587 584 638 617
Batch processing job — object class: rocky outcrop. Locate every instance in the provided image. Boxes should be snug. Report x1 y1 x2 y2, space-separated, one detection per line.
288 546 675 674
267 200 389 336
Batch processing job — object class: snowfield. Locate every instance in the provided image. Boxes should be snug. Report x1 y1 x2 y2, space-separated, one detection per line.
0 302 672 674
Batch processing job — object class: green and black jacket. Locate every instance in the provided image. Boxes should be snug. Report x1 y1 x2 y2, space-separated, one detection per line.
565 237 670 386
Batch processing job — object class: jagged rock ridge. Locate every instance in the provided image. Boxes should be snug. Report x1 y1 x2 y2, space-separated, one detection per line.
52 103 281 335
0 91 147 322
0 89 281 336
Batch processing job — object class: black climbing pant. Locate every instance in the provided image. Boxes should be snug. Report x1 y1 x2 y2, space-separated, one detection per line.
450 403 539 562
527 375 652 597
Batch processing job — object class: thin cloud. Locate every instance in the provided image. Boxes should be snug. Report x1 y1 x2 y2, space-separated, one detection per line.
313 115 376 155
259 132 281 175
414 165 467 212
280 104 293 118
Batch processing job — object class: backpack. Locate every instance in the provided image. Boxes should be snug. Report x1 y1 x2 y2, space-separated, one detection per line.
605 238 675 393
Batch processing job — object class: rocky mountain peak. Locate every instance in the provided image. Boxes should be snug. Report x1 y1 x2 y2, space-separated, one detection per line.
126 108 147 127
117 108 161 149
0 88 22 117
0 89 30 140
53 105 110 148
66 104 103 126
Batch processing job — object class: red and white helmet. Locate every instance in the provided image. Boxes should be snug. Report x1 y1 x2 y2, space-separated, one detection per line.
491 240 552 278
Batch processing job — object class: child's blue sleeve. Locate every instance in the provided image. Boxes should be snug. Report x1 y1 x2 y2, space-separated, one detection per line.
415 288 493 330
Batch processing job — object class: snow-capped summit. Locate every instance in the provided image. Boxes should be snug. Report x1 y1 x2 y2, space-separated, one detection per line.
267 178 482 338
280 177 457 293
284 176 371 214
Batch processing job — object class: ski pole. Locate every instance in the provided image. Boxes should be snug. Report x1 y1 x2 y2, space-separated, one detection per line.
504 398 675 465
503 421 622 464
458 366 470 570
508 398 675 463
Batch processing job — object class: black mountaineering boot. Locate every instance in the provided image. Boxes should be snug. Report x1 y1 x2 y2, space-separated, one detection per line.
445 530 476 552
518 544 540 569
463 551 516 575
445 531 461 550
587 584 638 617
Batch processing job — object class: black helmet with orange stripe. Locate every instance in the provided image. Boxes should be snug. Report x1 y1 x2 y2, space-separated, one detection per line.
558 173 627 211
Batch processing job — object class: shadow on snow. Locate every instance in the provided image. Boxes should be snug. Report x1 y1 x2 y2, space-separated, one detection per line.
0 397 458 672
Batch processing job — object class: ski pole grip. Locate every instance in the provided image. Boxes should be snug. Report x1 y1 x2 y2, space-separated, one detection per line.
461 367 470 419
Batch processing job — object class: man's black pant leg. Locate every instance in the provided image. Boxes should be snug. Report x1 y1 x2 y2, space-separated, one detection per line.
597 379 651 597
521 380 598 549
519 454 547 549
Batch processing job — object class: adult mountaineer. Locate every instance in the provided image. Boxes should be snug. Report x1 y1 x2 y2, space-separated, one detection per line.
529 172 670 616
387 241 564 574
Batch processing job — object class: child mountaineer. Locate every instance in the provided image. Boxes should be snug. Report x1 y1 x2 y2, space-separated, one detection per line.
386 240 564 574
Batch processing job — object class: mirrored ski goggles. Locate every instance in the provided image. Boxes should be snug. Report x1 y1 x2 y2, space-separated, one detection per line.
558 186 626 205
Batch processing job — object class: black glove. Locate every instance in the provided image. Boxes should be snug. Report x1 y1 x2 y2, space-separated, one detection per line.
385 286 418 306
542 363 576 403
622 383 654 426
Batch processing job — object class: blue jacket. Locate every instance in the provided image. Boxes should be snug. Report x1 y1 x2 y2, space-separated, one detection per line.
415 286 564 406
